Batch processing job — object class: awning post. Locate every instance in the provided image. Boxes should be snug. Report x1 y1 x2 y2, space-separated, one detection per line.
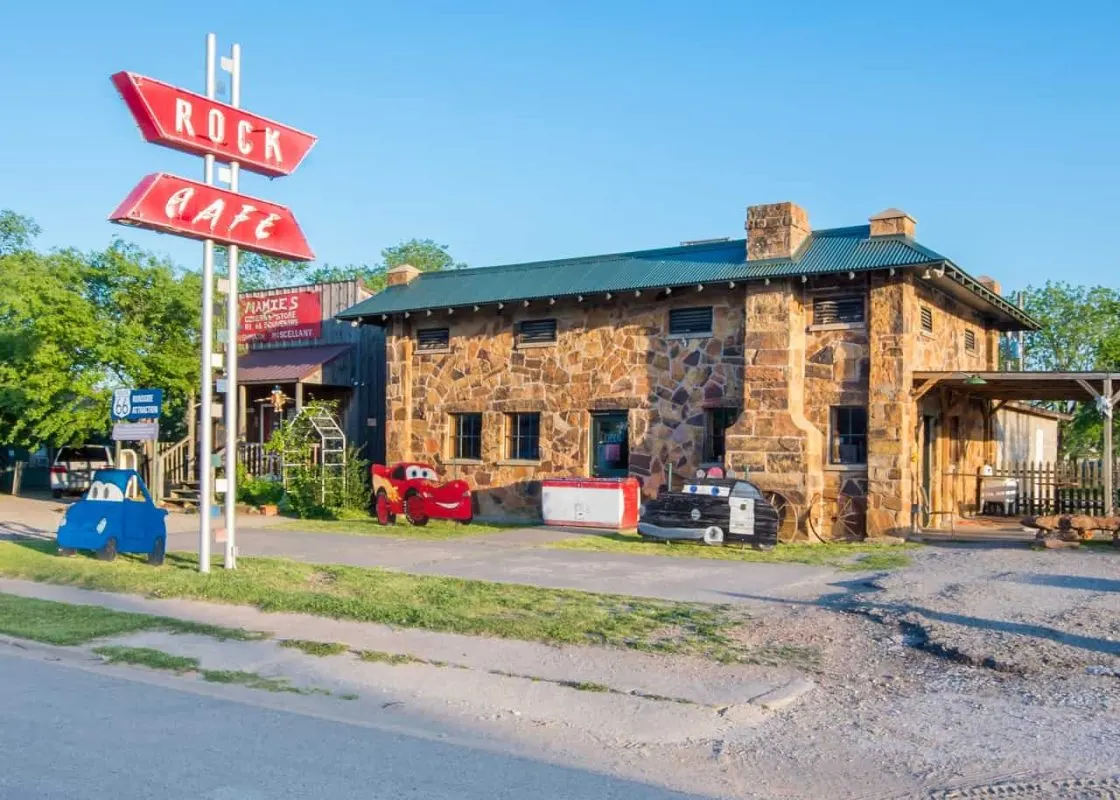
1105 377 1114 516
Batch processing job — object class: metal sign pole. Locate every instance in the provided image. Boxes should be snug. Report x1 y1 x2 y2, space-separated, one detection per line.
197 32 217 574
222 42 242 570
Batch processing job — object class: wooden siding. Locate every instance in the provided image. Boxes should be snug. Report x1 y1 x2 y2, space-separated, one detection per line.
240 280 385 463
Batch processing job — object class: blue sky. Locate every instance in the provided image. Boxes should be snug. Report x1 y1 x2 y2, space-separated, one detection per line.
2 0 1118 291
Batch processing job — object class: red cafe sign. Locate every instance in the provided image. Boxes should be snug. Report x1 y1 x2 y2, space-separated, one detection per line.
109 172 314 261
111 72 316 178
238 289 322 344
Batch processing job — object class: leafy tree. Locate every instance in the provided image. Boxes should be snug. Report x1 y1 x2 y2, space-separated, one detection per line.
0 210 41 256
215 248 311 291
0 223 203 447
222 238 465 293
1017 281 1120 458
0 248 109 445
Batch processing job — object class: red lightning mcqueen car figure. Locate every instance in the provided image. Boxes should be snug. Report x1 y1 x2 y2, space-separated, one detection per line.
371 462 474 526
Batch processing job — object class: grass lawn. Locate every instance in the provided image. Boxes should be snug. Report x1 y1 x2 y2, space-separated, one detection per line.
548 531 916 571
0 540 761 663
0 592 261 646
273 516 517 540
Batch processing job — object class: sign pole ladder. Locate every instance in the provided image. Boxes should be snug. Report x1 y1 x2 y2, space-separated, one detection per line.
222 41 242 570
197 32 217 574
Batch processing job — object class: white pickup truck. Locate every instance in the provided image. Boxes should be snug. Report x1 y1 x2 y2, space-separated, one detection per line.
50 445 114 498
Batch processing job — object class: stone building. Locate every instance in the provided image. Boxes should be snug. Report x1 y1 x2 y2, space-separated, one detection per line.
338 202 1036 535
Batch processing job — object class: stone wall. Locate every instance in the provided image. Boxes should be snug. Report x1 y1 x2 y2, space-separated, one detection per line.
383 270 1002 530
385 290 747 520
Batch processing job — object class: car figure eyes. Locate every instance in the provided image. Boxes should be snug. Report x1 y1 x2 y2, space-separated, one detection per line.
405 466 422 480
419 468 436 481
683 484 730 497
87 481 124 502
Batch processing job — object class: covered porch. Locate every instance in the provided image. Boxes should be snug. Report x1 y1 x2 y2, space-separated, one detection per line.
910 371 1120 534
235 345 353 474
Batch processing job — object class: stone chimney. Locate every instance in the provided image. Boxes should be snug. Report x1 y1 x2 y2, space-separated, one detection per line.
386 263 421 287
976 275 1001 296
869 208 916 238
746 202 811 261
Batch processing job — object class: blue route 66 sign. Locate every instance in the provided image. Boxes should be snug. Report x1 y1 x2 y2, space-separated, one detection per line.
110 388 163 421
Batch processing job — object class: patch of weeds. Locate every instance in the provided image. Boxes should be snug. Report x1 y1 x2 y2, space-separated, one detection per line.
740 644 822 670
841 552 913 572
0 592 261 646
563 680 609 693
550 532 918 571
356 649 421 666
338 692 359 701
200 669 303 693
93 646 200 673
280 639 348 657
274 517 516 540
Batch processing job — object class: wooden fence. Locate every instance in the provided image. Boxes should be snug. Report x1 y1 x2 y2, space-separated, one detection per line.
983 460 1120 516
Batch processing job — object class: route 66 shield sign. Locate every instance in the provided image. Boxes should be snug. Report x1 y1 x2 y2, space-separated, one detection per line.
111 389 132 420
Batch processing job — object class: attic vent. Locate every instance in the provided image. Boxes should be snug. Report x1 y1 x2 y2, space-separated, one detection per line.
965 329 977 352
517 319 557 345
920 306 934 334
669 307 714 336
813 296 864 325
417 327 450 351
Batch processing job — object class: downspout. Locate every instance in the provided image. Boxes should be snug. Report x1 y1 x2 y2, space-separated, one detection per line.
789 282 824 511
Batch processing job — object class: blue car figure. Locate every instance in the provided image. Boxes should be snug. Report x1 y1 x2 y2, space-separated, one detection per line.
56 469 168 565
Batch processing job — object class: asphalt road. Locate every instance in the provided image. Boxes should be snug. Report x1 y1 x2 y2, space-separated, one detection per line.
0 650 699 800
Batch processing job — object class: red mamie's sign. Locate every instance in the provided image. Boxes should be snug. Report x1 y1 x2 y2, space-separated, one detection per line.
111 72 316 178
238 289 323 344
109 173 314 261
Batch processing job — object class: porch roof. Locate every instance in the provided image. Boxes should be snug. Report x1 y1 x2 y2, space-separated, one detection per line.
912 371 1120 403
238 345 351 385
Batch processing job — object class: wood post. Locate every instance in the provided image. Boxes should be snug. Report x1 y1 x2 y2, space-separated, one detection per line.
1105 377 1114 516
237 384 248 438
188 391 197 481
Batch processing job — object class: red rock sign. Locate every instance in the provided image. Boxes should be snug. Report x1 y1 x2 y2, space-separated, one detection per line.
111 71 316 178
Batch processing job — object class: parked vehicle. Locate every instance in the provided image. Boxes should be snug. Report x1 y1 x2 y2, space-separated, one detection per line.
49 445 114 498
56 469 168 564
370 462 473 526
638 470 780 549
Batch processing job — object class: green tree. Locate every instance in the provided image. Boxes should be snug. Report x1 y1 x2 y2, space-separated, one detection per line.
0 210 41 255
0 224 203 447
226 238 466 293
1018 281 1120 458
215 248 311 291
0 248 108 445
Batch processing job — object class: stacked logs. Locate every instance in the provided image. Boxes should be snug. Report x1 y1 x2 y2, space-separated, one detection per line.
1022 514 1120 549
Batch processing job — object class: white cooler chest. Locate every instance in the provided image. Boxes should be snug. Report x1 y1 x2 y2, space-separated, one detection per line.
540 478 640 530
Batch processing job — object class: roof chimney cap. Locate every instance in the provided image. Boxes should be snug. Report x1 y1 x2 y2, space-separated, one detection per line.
386 263 422 287
869 208 916 238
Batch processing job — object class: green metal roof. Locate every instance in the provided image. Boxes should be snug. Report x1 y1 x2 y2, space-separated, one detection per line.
337 225 1038 331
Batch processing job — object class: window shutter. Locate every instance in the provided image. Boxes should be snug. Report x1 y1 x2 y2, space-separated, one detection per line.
965 329 977 352
518 319 557 345
920 306 933 333
813 296 864 325
669 307 714 335
417 328 450 351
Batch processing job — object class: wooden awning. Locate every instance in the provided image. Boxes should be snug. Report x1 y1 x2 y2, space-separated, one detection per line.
912 371 1120 404
237 345 351 385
